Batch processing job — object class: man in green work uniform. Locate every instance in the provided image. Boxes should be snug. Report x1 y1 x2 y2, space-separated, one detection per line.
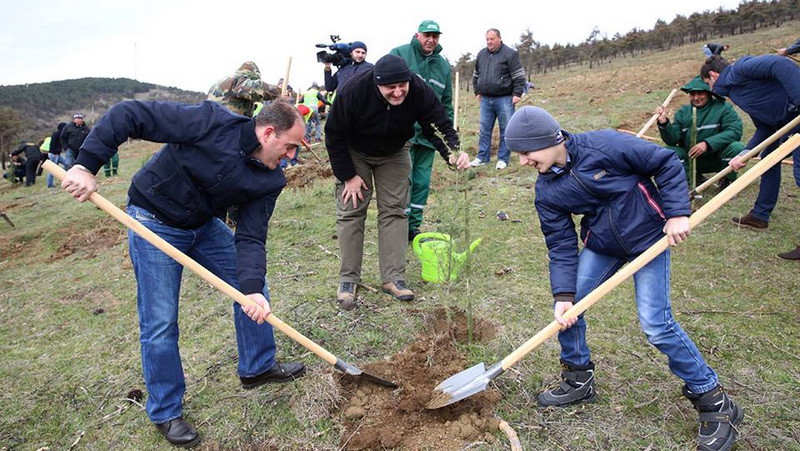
390 19 454 242
655 76 744 188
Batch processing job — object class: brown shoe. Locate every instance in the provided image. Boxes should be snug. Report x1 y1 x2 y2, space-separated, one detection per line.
382 280 415 301
778 245 800 260
337 282 358 310
731 213 768 231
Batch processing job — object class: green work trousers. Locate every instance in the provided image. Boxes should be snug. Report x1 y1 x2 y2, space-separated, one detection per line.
335 148 411 284
103 153 119 176
668 141 743 183
407 144 436 232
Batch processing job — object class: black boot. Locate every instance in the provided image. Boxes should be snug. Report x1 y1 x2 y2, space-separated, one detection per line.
154 417 201 448
538 360 596 407
684 385 743 451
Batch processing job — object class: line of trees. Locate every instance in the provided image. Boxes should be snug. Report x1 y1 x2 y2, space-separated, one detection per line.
0 78 204 143
454 0 798 86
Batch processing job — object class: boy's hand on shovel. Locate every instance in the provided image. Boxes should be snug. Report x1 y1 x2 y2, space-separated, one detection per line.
554 301 577 330
243 293 272 324
663 216 691 246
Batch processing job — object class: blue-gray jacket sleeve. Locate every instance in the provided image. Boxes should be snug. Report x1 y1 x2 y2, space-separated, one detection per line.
737 56 800 113
508 51 527 98
535 196 579 298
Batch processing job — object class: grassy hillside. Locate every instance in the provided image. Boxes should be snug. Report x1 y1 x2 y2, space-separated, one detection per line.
1 23 798 450
0 77 204 140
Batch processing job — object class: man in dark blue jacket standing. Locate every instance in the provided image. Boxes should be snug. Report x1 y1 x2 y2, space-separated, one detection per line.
701 55 800 259
506 106 742 451
61 100 307 448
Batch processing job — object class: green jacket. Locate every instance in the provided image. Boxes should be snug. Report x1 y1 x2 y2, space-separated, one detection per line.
658 76 743 152
390 37 453 150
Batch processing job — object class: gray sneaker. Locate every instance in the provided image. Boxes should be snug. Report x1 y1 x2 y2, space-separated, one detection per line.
337 282 357 310
538 362 597 407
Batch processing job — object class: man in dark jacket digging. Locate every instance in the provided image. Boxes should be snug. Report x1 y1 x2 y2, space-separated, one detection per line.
60 100 307 448
701 54 800 259
506 106 743 451
325 54 470 309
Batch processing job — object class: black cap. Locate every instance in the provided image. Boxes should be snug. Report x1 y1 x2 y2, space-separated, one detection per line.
373 54 412 85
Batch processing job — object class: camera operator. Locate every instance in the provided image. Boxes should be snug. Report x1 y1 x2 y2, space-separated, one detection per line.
323 41 373 93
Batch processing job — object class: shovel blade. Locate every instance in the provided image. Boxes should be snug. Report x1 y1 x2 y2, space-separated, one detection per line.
427 362 499 409
335 358 399 389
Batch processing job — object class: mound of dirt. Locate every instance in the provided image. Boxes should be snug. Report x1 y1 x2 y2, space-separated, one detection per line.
337 308 502 450
284 158 333 189
49 217 125 261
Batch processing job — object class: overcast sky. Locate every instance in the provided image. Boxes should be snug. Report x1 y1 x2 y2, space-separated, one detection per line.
2 0 743 94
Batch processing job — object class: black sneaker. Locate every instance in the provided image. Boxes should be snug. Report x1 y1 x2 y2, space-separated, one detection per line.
154 417 201 448
538 361 597 407
240 361 306 389
684 385 743 451
408 229 421 243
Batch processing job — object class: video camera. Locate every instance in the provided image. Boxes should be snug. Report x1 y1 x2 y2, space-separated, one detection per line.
316 35 352 68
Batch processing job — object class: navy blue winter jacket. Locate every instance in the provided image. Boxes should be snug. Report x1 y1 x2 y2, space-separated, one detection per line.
324 60 374 92
76 100 286 295
712 55 800 129
534 130 690 297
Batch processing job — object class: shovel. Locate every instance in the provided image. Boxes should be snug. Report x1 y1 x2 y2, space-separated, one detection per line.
43 161 398 389
428 134 800 409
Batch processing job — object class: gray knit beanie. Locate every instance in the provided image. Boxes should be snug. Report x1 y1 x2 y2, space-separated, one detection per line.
506 106 565 153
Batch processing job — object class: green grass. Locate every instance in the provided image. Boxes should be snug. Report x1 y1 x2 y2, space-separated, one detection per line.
2 22 800 450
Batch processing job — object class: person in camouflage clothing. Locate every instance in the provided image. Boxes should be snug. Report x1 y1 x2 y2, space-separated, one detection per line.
208 61 280 118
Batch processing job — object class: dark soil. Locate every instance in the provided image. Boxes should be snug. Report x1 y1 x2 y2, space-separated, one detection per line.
284 158 333 189
49 217 125 261
336 307 502 450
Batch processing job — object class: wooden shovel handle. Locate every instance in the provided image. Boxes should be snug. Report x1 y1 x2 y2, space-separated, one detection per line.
500 134 800 371
637 89 678 138
42 161 338 366
694 113 800 194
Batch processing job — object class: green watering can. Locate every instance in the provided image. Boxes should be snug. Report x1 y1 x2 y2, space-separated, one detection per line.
411 232 481 283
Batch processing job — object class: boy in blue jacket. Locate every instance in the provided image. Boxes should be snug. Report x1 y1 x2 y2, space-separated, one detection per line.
506 106 742 451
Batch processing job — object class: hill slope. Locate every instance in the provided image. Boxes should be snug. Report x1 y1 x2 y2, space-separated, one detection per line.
0 23 799 450
0 77 204 140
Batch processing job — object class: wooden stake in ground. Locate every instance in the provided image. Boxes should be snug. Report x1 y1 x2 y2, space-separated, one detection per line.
637 89 678 138
692 113 800 195
689 106 698 206
453 72 460 131
281 57 292 97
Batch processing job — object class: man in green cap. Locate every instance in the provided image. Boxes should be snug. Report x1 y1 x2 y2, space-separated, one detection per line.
655 76 744 187
390 19 454 241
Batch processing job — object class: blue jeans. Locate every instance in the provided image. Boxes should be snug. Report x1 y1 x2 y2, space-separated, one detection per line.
558 247 718 393
46 153 73 187
126 204 277 423
477 95 514 164
750 134 800 221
